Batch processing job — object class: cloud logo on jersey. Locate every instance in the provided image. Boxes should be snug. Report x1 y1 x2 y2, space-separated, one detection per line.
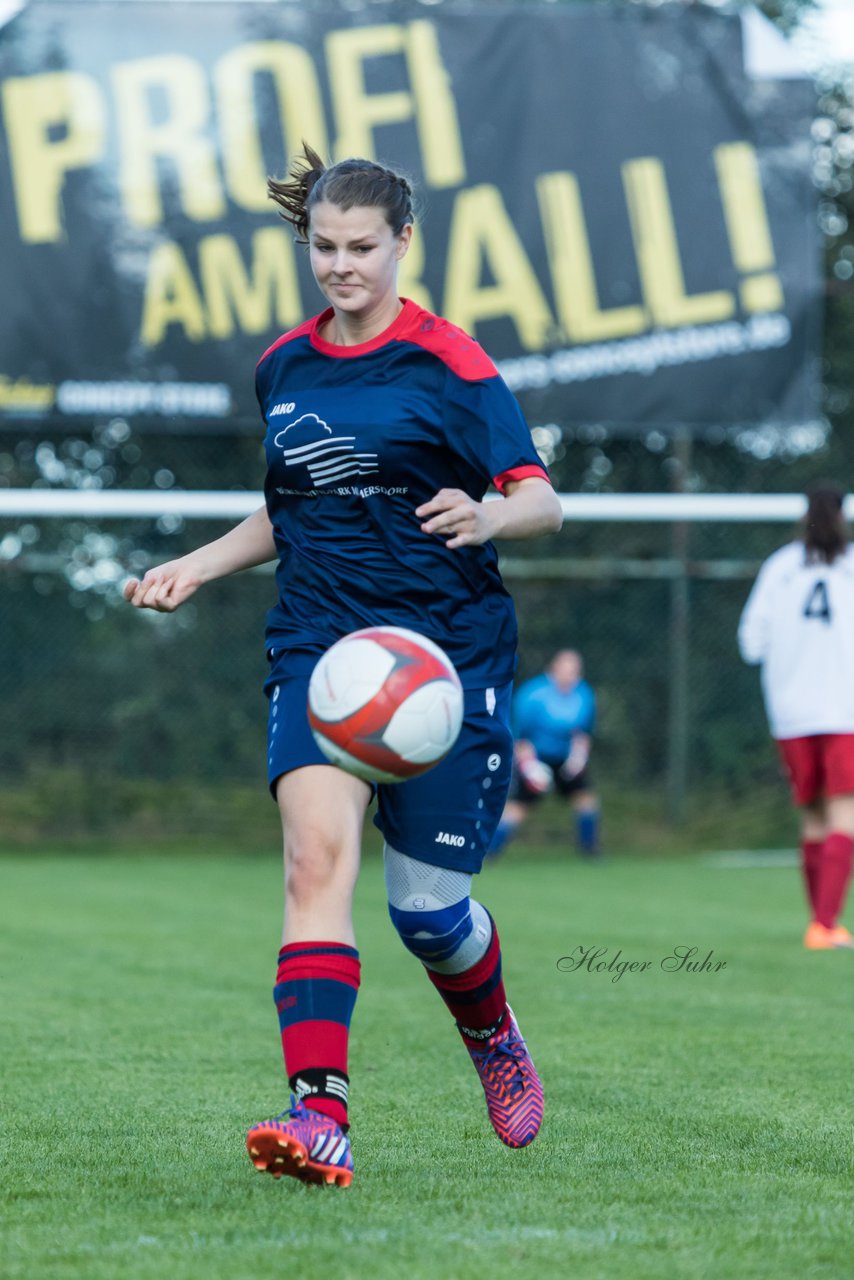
273 412 379 487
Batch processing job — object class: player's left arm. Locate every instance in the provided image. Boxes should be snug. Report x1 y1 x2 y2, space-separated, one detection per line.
416 477 562 549
559 684 595 779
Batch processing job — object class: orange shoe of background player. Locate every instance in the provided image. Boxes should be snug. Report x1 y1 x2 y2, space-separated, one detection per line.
804 921 854 949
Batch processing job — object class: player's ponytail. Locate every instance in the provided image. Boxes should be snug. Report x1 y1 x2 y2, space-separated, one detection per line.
268 143 414 243
803 480 848 565
267 142 327 243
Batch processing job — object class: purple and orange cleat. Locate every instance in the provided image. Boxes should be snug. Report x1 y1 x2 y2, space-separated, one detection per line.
464 1007 544 1148
246 1098 353 1187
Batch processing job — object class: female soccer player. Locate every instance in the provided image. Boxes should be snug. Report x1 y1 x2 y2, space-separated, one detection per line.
124 144 563 1185
738 481 854 950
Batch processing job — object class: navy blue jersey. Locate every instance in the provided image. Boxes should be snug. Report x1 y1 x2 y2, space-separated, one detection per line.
256 299 549 688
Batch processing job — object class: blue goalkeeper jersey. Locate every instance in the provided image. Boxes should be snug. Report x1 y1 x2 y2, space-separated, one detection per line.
256 298 550 688
512 675 596 763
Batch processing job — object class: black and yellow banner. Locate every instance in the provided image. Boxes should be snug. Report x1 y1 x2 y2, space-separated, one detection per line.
0 1 820 432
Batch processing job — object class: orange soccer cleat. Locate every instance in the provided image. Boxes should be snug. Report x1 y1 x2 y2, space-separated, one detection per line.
246 1099 353 1187
464 1007 544 1148
804 921 854 950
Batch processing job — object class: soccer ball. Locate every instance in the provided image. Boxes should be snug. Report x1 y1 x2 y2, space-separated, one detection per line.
307 626 464 784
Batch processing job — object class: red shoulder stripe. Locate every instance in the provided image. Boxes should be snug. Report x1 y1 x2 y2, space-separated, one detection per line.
492 465 551 495
256 315 317 369
397 303 497 382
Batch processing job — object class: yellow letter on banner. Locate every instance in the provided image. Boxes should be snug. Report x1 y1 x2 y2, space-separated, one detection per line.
140 240 207 346
112 55 225 228
200 228 303 339
326 22 464 187
443 185 554 349
714 142 784 313
537 171 647 343
327 24 410 160
2 72 106 244
623 157 734 328
214 43 329 213
404 22 465 188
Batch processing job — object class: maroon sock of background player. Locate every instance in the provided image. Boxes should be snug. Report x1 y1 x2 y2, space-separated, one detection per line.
814 832 854 929
801 839 823 916
424 917 508 1044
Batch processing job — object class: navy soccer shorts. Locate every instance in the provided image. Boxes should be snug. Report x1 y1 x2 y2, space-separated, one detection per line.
265 649 514 874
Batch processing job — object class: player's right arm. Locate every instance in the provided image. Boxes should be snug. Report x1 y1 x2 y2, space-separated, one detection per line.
123 505 276 613
560 731 591 781
737 550 786 664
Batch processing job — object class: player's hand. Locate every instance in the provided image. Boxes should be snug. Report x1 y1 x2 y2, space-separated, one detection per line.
122 558 203 612
415 489 496 549
518 755 554 795
513 740 553 795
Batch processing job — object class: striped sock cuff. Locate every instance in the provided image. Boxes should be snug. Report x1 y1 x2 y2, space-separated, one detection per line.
276 941 361 989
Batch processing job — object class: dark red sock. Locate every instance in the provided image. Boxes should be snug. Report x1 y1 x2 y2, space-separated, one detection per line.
815 832 854 929
424 916 508 1045
274 941 361 1128
801 839 823 915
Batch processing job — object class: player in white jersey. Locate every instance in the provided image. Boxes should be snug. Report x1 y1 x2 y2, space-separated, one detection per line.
738 482 854 949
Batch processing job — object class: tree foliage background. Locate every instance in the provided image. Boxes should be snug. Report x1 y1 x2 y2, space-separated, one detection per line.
1 0 851 848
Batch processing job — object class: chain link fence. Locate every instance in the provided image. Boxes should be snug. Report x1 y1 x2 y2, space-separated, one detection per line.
1 422 807 853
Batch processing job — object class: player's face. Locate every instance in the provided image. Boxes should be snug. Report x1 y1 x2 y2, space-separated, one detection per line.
550 651 582 690
308 202 412 318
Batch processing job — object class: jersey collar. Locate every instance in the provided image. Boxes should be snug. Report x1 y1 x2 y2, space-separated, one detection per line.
309 298 416 357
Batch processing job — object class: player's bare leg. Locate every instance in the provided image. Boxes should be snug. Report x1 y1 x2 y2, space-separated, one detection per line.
247 768 369 1185
276 765 368 945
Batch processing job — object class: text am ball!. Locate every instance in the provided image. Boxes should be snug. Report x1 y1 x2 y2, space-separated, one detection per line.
307 626 464 784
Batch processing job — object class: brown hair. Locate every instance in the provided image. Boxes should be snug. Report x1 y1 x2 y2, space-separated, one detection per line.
803 480 848 565
267 142 414 243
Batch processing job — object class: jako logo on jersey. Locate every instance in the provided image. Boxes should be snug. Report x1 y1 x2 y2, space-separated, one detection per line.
273 412 379 486
487 753 501 772
269 402 296 416
435 832 466 847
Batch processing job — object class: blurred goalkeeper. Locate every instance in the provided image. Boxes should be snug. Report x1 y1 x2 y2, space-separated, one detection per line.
739 480 854 951
487 649 600 859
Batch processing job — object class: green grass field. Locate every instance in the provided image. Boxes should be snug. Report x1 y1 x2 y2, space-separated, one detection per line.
2 844 853 1280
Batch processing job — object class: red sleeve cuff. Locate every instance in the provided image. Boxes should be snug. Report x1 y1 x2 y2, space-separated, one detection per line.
491 464 551 495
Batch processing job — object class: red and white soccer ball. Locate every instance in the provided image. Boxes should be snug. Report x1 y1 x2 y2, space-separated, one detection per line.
307 626 464 784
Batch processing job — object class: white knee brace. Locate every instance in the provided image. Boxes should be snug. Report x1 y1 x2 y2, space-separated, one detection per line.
383 844 492 974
